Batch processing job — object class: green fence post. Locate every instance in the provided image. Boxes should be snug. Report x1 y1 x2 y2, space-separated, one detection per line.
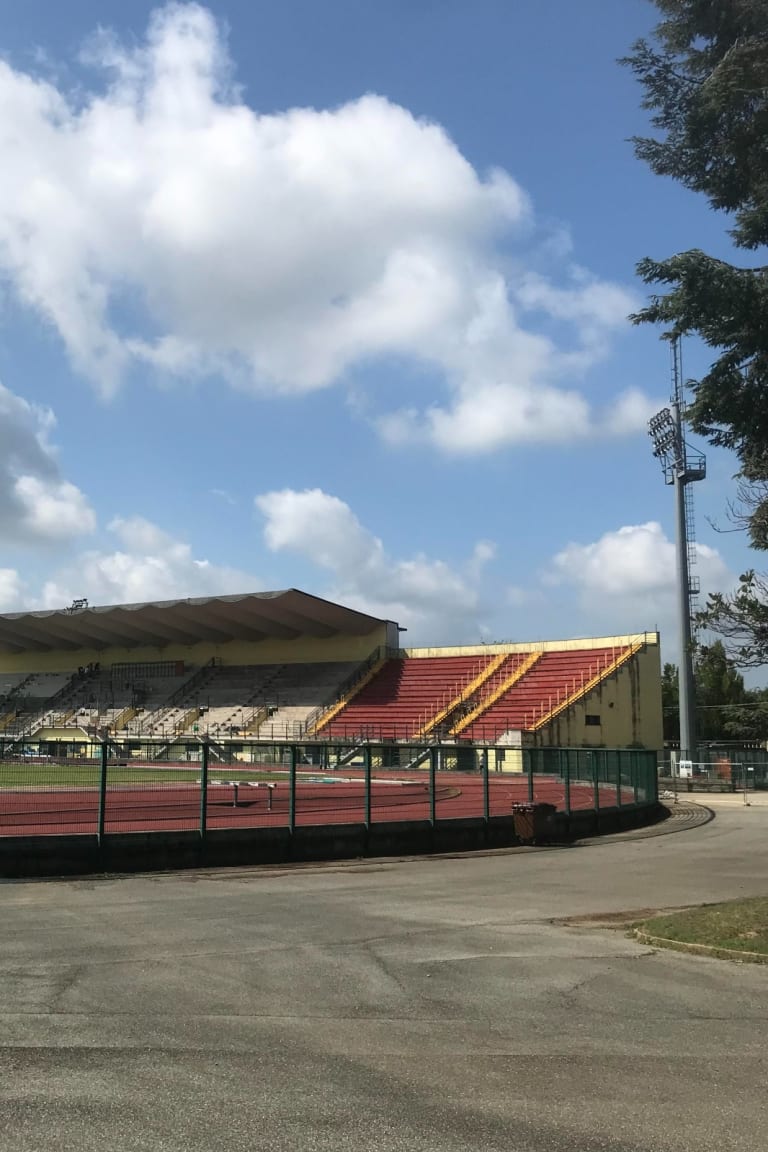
97 739 108 845
527 749 534 804
615 751 622 808
632 752 639 806
592 752 600 812
429 746 437 827
482 746 490 826
364 743 372 830
199 737 209 839
289 744 297 834
563 749 571 816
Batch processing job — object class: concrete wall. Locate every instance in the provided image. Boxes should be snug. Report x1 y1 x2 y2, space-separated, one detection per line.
492 747 523 774
33 727 91 743
0 803 665 879
529 641 663 751
0 629 389 675
406 633 659 658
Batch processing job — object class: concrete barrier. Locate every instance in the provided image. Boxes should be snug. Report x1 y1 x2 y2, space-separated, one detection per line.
0 802 664 879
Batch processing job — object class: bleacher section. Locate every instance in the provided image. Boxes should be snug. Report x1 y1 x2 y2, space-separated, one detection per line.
255 662 361 739
0 633 658 750
458 647 632 741
318 655 494 740
134 664 280 738
0 660 365 740
313 644 640 743
2 672 79 736
126 662 349 738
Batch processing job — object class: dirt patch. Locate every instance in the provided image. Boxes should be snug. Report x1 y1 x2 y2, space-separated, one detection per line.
554 906 695 930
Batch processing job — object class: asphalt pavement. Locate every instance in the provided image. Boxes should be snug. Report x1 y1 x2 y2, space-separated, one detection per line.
1 803 767 1151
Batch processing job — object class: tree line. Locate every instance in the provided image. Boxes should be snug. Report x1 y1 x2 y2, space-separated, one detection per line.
662 640 768 743
625 0 768 667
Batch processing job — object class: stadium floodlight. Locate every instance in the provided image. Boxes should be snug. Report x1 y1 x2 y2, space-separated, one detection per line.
647 340 705 773
648 408 677 463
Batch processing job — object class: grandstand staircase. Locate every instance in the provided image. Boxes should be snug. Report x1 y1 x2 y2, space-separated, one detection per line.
30 707 79 734
137 660 219 735
335 743 368 768
175 707 201 735
38 671 81 714
0 673 39 734
402 746 434 771
450 652 541 737
113 705 139 731
413 653 508 738
317 653 502 741
308 652 388 736
213 666 288 736
245 705 269 735
526 640 644 730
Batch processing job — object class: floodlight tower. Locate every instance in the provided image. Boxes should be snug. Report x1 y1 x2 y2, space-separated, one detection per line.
648 339 706 768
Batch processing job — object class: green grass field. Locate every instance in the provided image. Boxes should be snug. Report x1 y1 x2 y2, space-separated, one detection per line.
640 897 768 957
0 762 286 787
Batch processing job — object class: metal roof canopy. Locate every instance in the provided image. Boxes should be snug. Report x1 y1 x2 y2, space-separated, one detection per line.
0 590 390 655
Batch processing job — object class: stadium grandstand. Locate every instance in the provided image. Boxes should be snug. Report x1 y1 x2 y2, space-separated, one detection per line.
0 590 663 764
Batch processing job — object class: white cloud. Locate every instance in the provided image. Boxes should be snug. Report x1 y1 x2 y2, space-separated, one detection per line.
13 476 96 542
543 522 734 646
547 522 731 598
515 269 634 343
0 3 650 452
0 383 95 544
256 487 492 639
39 515 255 608
0 569 23 611
602 389 662 437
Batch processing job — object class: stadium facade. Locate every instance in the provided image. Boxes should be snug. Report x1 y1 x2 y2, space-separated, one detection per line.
0 590 663 759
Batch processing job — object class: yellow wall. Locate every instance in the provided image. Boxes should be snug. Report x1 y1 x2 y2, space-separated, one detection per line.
406 633 658 658
492 747 523 774
527 642 663 751
0 628 388 675
35 727 91 742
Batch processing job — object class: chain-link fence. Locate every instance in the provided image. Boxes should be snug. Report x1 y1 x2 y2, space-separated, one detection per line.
659 746 768 792
0 738 658 839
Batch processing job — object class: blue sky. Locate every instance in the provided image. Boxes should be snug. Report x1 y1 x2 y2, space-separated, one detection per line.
0 0 753 657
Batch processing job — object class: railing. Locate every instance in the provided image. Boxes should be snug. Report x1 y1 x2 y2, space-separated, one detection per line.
414 655 504 738
526 642 643 731
174 707 201 735
451 652 542 737
132 661 219 735
304 646 397 734
112 705 139 731
33 672 80 714
0 737 659 845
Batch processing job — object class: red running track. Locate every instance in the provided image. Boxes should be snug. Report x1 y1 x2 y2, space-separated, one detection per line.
0 775 637 837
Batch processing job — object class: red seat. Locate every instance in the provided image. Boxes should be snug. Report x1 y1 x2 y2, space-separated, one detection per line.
323 656 493 740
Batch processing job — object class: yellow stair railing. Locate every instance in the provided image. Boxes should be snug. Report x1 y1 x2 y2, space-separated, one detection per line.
528 641 644 731
113 705 138 731
245 705 269 735
175 707 201 735
413 653 508 738
450 651 542 736
309 658 388 736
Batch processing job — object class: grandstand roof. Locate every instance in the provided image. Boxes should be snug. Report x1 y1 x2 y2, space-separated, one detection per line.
0 590 389 654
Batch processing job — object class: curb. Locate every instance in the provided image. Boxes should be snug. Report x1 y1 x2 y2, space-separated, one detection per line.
577 801 713 845
633 928 768 965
